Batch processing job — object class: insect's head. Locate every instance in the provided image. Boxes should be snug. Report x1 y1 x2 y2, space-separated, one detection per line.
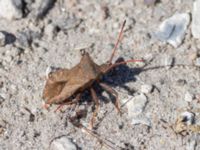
80 49 91 59
80 49 87 56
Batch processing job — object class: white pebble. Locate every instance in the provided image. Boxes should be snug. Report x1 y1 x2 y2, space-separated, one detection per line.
50 136 77 150
184 91 194 102
0 0 23 20
195 57 200 66
127 94 148 117
186 140 196 150
141 84 153 94
192 0 200 38
154 13 190 48
45 24 57 39
0 32 6 47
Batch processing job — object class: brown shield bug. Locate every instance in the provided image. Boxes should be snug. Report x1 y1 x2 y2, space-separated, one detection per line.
42 20 143 128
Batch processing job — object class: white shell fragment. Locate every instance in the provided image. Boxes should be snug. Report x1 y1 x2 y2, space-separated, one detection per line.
154 13 190 48
50 136 77 150
192 0 200 38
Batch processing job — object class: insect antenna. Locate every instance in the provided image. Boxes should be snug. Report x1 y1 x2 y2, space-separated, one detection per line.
108 20 126 64
105 59 144 73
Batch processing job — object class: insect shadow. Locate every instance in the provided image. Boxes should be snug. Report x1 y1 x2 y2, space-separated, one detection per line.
89 57 143 105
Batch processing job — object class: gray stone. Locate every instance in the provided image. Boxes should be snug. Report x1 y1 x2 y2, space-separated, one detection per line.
192 0 200 38
35 0 56 19
0 0 23 20
141 84 153 94
16 29 41 48
127 94 148 117
50 136 77 150
154 13 190 48
126 94 151 126
0 32 6 47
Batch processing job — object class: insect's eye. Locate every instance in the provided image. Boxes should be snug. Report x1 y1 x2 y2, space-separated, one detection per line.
80 49 86 56
48 73 52 78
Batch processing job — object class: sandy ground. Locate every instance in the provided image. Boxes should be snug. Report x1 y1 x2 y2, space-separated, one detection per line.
0 0 200 150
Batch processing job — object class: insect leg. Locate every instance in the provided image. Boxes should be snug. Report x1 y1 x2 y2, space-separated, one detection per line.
90 87 100 129
99 83 121 115
54 93 82 112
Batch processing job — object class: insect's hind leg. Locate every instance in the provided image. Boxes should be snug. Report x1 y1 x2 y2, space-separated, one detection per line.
54 93 82 112
89 87 100 129
99 83 121 115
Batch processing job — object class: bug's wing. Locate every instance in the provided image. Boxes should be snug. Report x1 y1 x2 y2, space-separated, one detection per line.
48 68 69 82
46 66 90 104
42 81 66 102
43 68 69 102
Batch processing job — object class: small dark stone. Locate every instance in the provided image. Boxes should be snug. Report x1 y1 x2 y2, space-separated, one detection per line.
36 0 56 19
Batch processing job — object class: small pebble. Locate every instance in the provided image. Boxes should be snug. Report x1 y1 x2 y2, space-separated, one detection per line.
16 29 41 48
0 95 5 104
176 79 187 86
184 91 194 102
141 84 153 94
164 55 174 68
154 13 190 48
181 111 195 125
127 94 148 117
174 111 195 133
50 136 77 150
4 55 13 63
0 0 23 20
45 23 57 39
195 57 200 66
186 140 196 150
35 0 56 19
0 32 6 47
192 0 200 38
188 51 198 61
